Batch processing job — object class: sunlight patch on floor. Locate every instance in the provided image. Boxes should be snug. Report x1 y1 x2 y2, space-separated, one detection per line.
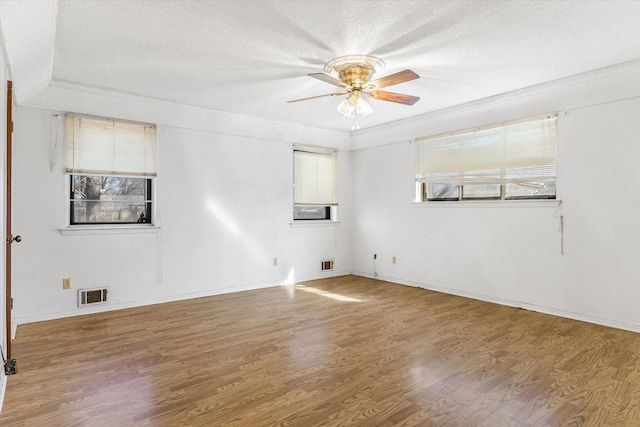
295 285 362 302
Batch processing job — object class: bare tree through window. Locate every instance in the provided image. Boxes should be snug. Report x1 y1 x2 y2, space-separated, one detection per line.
71 175 151 224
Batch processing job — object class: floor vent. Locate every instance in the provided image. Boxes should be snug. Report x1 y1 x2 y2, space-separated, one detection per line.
321 260 334 271
78 287 108 307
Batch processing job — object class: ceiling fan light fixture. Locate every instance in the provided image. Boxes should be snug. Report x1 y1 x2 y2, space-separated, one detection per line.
337 91 372 118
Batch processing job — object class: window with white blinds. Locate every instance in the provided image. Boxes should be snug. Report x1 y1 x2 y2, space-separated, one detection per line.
65 114 157 225
415 115 557 201
293 146 338 220
65 114 157 176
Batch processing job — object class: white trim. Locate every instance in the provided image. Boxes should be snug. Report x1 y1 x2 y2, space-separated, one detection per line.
351 59 640 151
351 272 640 334
413 113 557 143
12 271 351 326
59 225 161 236
293 144 338 154
50 77 230 115
65 174 157 228
412 199 561 209
14 280 281 325
357 60 640 141
289 220 340 227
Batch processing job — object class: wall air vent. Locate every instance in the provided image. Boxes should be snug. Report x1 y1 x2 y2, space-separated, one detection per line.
321 260 334 271
78 287 108 307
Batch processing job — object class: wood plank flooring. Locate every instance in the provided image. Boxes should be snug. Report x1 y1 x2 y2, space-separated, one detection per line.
2 275 640 426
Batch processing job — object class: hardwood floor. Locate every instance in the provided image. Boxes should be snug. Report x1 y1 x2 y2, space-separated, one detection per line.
2 275 640 426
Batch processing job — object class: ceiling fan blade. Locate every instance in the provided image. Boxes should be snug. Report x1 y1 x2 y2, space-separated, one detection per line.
368 69 419 89
368 90 420 105
287 92 347 103
308 72 351 88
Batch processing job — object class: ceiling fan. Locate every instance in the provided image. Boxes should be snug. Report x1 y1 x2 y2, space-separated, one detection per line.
287 55 420 129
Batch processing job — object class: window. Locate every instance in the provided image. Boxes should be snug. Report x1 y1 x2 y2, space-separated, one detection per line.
65 114 157 225
415 115 557 202
293 145 338 220
70 175 152 224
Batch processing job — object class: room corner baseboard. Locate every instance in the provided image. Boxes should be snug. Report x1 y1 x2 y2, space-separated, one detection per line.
13 279 283 327
12 271 352 329
350 271 640 334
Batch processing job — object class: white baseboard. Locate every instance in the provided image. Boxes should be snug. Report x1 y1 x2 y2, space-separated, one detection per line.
17 269 635 338
351 271 640 334
12 270 351 329
13 279 281 327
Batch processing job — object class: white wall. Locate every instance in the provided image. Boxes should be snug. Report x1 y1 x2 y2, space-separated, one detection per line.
11 107 352 324
351 65 640 332
9 58 640 334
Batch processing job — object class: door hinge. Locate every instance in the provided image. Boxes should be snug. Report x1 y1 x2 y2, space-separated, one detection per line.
10 298 13 310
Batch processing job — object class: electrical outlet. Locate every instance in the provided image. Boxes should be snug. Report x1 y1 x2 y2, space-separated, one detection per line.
374 254 377 260
392 256 397 264
62 278 71 289
273 257 278 266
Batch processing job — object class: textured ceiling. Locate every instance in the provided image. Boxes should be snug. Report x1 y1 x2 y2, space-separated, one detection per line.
3 0 640 132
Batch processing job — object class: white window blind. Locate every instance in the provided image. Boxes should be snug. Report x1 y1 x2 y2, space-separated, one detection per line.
294 146 338 205
65 114 157 176
415 115 557 185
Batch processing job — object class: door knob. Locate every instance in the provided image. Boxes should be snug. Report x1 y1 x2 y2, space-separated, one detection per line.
6 235 21 244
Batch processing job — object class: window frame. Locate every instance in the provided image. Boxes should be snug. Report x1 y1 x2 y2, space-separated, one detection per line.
292 145 338 222
67 174 155 226
420 182 557 202
414 114 558 203
64 114 157 228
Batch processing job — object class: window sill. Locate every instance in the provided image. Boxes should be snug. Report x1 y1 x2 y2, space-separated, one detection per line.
413 199 561 209
59 225 161 236
290 220 340 228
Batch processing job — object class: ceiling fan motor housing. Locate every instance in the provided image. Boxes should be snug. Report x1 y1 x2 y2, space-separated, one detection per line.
339 67 373 89
325 55 386 88
286 54 419 110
